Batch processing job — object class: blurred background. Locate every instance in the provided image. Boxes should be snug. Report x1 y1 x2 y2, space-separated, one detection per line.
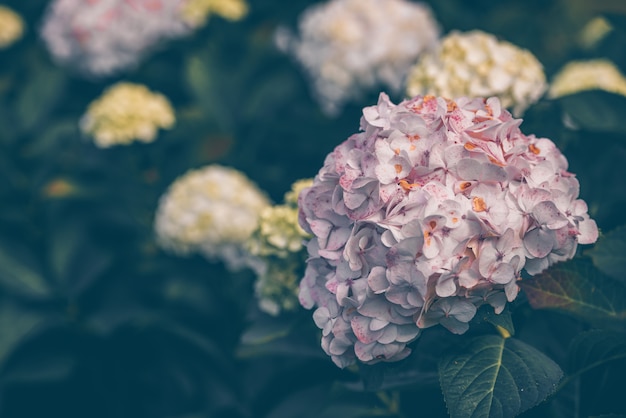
1 0 626 417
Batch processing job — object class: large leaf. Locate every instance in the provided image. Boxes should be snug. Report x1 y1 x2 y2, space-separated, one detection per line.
519 259 626 327
15 64 65 133
439 335 563 418
558 90 626 134
568 329 626 375
0 303 45 369
588 225 626 282
0 240 50 298
48 221 112 297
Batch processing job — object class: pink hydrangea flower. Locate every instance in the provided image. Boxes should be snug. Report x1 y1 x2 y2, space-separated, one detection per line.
41 0 192 77
298 93 597 368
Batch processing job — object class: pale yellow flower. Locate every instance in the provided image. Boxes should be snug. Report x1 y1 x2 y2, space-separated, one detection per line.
248 179 313 258
181 0 248 27
549 59 626 98
80 82 175 147
284 178 313 206
0 5 25 49
154 165 270 271
406 30 547 116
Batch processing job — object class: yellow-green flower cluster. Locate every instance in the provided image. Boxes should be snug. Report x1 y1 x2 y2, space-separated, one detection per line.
80 82 175 148
254 260 302 316
248 179 312 258
548 59 626 98
406 30 546 116
181 0 248 27
0 5 24 49
248 178 313 316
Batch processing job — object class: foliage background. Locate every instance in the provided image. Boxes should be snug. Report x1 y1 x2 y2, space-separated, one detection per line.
1 0 626 417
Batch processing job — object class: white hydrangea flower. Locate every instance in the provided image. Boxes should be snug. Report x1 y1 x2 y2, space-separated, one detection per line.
154 165 271 271
80 82 175 148
406 30 547 116
278 0 439 116
548 59 626 98
0 5 24 49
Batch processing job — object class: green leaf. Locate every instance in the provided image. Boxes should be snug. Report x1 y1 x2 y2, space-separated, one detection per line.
0 303 45 368
588 225 626 282
557 90 626 134
476 305 516 337
439 335 563 418
15 65 65 132
240 314 295 346
0 240 50 298
519 258 626 327
48 221 112 297
568 329 626 375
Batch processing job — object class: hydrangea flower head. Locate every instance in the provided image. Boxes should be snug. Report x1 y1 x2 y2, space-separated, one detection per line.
406 30 547 116
0 5 25 49
248 179 313 315
299 93 597 367
548 59 626 98
41 0 192 77
80 82 175 147
154 165 270 271
277 0 439 116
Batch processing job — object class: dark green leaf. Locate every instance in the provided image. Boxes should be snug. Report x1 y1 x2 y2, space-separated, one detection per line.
0 303 45 368
48 221 112 296
477 305 515 337
557 90 626 134
568 329 626 375
588 225 626 282
15 65 65 132
240 314 295 346
2 352 74 384
439 335 563 418
519 259 626 327
0 240 50 298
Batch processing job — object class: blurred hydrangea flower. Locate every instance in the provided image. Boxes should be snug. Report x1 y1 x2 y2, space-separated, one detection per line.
248 179 313 315
548 59 626 98
154 165 271 271
299 93 597 367
181 0 248 27
80 82 175 148
406 30 547 116
276 0 439 116
41 0 193 77
0 5 24 49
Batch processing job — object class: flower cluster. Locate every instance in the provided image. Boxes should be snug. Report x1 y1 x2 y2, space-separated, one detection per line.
406 30 547 116
0 5 24 49
548 59 626 98
248 179 313 316
80 82 175 148
298 93 597 367
277 0 439 116
41 0 194 77
154 165 270 271
180 0 248 27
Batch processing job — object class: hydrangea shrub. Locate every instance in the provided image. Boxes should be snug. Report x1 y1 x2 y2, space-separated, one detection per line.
298 93 598 367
